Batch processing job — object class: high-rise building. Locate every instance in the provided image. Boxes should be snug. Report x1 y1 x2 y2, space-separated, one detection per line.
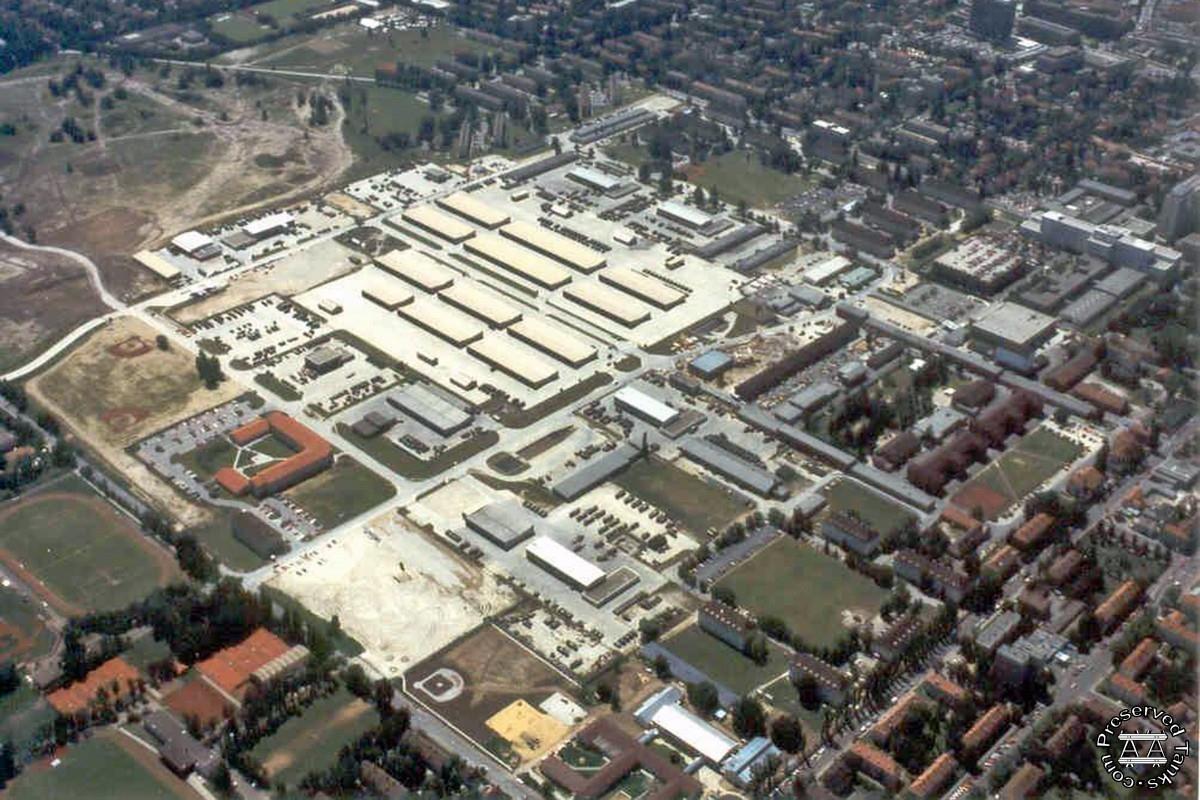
970 0 1016 41
1159 173 1200 241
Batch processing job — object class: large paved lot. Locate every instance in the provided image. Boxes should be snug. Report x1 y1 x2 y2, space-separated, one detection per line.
614 456 750 537
715 537 887 649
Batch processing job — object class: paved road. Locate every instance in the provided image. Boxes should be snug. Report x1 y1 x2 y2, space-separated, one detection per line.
151 57 378 84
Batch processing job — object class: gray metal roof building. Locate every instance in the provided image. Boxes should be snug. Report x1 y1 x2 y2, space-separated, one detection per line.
387 384 473 437
1060 289 1117 327
464 501 536 549
679 438 778 497
552 443 641 500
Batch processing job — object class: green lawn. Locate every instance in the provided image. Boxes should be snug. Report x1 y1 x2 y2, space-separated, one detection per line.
209 0 333 44
614 456 749 537
256 25 494 74
0 475 178 613
820 478 916 535
661 623 789 696
173 437 239 480
956 425 1083 519
0 586 56 664
0 685 56 754
249 687 379 789
685 150 815 208
188 510 266 573
716 538 887 649
100 92 188 139
7 731 191 800
337 423 499 481
283 457 395 528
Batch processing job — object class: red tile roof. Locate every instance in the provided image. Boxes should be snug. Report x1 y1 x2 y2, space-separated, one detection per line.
196 628 290 698
47 657 140 715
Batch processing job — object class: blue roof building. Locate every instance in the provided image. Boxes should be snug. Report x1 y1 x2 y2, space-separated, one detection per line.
723 737 781 787
689 350 734 379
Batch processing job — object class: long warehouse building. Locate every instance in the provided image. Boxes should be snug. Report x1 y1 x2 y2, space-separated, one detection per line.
400 205 476 243
465 233 573 290
377 249 457 292
387 384 473 436
362 275 414 310
564 282 652 327
397 298 483 346
507 317 597 367
468 334 559 388
525 535 606 590
436 191 511 229
439 282 522 328
500 221 605 273
599 266 685 309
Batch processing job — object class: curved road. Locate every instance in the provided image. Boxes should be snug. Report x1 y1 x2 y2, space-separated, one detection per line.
0 233 127 382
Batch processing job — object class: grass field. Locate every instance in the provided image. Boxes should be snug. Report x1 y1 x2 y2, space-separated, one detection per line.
683 150 815 208
615 457 749 536
0 587 56 665
249 687 378 788
7 729 198 800
337 423 499 480
715 538 887 649
661 623 789 696
0 685 56 755
283 457 395 528
820 478 916 535
0 475 180 615
254 25 494 75
189 511 266 573
209 0 332 44
953 425 1083 520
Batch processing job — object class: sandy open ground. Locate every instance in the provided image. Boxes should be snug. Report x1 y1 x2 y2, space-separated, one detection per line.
27 315 246 525
266 511 517 677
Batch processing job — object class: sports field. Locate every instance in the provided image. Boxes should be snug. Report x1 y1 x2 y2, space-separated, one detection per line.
682 150 815 208
282 457 395 528
250 687 379 789
821 478 917 535
715 538 887 649
7 728 200 800
0 475 180 615
615 456 749 537
407 624 574 766
0 586 56 664
661 623 789 696
953 425 1084 519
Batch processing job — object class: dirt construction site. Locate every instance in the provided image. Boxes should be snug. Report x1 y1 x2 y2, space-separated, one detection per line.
26 315 246 526
264 510 518 678
0 55 352 275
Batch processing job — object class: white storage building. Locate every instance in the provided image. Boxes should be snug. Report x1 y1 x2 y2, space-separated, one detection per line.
401 205 476 243
439 282 522 328
468 335 559 388
464 233 573 289
500 221 605 273
614 386 679 427
437 191 511 229
599 266 685 309
397 298 483 346
507 317 596 367
361 276 414 310
564 282 651 327
525 535 606 590
377 249 457 292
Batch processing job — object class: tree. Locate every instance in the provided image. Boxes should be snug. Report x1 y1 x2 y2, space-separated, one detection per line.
711 586 737 607
0 741 15 789
211 761 234 797
687 681 720 718
770 714 806 755
155 334 169 351
744 632 769 666
793 673 820 710
653 653 671 680
733 695 766 738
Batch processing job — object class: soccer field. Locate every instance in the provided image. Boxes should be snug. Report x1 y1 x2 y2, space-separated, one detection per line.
0 475 180 614
715 538 887 649
954 425 1084 519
